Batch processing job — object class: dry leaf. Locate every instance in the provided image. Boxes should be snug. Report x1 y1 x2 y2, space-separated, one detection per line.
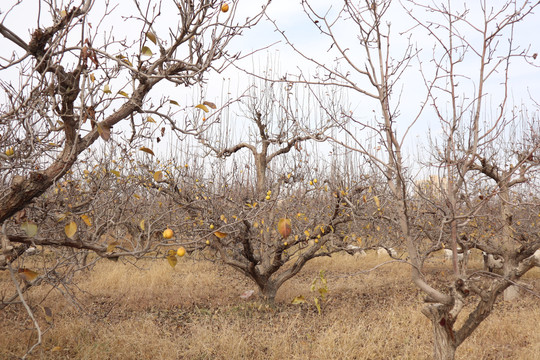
18 268 39 282
277 218 292 239
41 306 53 323
195 104 209 112
291 295 306 304
81 214 92 227
64 221 77 239
20 221 38 237
139 147 155 156
153 171 163 182
213 231 227 239
146 31 157 44
203 101 217 109
141 46 153 57
166 252 178 268
97 123 111 141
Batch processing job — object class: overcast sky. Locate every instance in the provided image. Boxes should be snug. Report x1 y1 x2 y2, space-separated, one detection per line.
2 0 540 176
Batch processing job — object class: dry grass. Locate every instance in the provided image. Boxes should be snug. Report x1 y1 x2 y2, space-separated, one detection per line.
1 253 539 359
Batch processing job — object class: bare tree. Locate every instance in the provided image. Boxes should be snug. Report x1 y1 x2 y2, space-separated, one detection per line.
0 0 269 260
140 74 371 302
0 1 269 356
274 0 540 358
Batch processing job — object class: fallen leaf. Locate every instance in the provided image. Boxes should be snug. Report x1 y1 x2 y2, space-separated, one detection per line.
20 221 38 237
291 295 306 304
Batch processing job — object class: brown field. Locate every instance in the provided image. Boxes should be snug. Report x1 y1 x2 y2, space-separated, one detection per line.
1 252 539 360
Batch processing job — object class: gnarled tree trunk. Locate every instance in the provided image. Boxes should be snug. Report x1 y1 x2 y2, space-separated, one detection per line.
422 304 457 360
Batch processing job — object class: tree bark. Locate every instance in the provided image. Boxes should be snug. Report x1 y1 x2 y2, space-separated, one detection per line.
258 281 278 303
422 304 457 360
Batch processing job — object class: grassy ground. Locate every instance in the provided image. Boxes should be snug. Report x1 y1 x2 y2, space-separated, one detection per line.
1 252 539 359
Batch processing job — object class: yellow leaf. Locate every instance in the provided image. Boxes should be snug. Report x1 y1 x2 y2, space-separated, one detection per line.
167 253 178 268
170 100 180 106
195 104 209 112
146 31 157 44
373 195 380 208
139 219 145 231
118 90 129 97
90 73 95 82
153 171 163 182
51 346 62 352
81 214 92 227
64 221 77 239
147 116 156 123
213 231 227 239
291 295 306 304
110 170 120 177
141 46 153 57
122 58 133 66
139 147 155 156
103 84 112 94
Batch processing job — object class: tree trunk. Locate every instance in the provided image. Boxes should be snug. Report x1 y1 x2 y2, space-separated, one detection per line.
258 281 278 303
422 304 457 360
254 153 267 197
